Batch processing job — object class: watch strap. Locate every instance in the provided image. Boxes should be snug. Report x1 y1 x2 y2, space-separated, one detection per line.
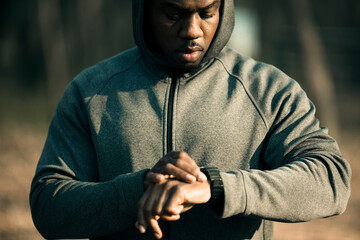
201 166 224 215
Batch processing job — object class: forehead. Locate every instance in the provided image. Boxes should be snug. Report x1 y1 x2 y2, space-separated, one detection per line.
155 0 221 11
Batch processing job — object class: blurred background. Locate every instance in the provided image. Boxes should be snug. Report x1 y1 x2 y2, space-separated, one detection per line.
0 0 359 239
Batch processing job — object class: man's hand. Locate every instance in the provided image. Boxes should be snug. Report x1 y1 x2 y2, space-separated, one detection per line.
136 179 211 239
144 151 207 189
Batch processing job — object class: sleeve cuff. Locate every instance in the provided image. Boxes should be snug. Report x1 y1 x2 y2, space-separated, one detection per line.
113 169 149 217
220 171 247 218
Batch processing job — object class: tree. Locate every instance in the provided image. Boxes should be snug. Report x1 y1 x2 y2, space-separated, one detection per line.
38 0 70 115
290 0 340 138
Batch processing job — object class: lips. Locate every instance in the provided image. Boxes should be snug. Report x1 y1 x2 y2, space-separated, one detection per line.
177 46 203 53
176 45 204 63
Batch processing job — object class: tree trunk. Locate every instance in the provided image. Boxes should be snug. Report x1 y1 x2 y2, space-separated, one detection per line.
38 0 70 116
77 0 104 65
290 0 341 138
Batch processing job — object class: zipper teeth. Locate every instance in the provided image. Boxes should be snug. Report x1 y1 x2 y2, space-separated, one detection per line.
165 77 176 240
166 78 177 153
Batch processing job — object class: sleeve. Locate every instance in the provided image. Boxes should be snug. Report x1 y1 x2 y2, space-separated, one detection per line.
219 76 351 222
29 79 147 239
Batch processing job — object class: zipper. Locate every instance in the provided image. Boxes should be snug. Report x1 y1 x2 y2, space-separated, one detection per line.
165 77 177 240
166 77 177 154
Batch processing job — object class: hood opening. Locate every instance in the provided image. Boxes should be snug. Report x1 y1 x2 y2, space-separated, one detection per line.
132 0 235 75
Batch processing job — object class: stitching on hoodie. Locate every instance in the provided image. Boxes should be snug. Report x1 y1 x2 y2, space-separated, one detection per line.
87 50 142 108
214 57 269 130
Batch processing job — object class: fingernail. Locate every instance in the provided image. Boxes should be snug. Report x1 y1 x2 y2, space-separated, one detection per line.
199 172 207 182
186 174 196 183
155 233 162 239
139 225 146 233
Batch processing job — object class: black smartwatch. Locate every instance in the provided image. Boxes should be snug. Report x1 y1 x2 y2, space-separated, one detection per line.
201 166 224 215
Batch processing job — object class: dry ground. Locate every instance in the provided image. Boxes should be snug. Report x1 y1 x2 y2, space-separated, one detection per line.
0 124 359 240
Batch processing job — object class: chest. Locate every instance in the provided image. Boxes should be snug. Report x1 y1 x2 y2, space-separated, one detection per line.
89 76 267 180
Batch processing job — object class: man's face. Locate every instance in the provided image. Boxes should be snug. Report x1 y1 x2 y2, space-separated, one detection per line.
147 0 221 71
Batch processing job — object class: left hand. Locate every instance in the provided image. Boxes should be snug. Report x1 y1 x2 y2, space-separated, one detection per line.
144 151 208 190
136 179 211 239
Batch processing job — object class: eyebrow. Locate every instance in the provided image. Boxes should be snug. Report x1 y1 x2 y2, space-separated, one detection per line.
161 0 220 12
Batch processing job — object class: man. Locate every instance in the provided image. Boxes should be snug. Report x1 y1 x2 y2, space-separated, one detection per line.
30 0 351 239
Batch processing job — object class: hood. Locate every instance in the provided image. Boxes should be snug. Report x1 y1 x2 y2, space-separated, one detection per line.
132 0 235 75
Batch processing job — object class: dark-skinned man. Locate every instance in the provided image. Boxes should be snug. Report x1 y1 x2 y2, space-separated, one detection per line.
30 0 351 239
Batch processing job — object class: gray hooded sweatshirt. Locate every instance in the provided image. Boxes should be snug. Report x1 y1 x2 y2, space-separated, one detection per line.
30 0 351 239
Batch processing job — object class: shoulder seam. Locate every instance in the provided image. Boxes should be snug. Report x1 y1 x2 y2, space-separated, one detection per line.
87 55 142 107
214 57 269 130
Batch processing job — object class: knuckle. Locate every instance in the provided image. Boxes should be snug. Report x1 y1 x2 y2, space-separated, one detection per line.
144 206 152 215
164 206 173 214
169 151 181 160
169 151 178 156
178 151 187 159
190 166 200 174
161 156 169 162
159 157 169 165
171 157 179 166
164 162 172 169
179 172 190 181
163 156 172 164
153 207 161 215
165 205 178 215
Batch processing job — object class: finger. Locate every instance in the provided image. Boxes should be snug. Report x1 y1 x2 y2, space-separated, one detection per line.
149 218 163 239
161 160 207 183
184 166 207 182
152 183 168 217
146 172 166 183
143 183 165 234
161 214 181 221
168 152 207 182
162 163 197 183
153 181 183 221
165 201 184 216
136 215 161 236
137 185 154 233
162 185 184 217
135 221 146 234
145 184 167 239
152 152 206 183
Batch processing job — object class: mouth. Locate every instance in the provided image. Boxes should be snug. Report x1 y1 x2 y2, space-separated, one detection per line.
176 46 204 63
177 45 203 53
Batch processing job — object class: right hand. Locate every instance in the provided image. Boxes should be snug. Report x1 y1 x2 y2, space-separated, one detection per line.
136 178 211 239
144 151 207 189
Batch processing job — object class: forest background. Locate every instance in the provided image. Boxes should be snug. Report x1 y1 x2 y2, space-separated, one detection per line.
0 0 359 239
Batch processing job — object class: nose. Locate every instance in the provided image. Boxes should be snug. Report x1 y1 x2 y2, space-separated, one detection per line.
179 14 203 40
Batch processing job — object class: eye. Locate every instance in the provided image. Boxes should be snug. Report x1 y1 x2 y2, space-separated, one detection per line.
165 13 180 21
200 12 215 19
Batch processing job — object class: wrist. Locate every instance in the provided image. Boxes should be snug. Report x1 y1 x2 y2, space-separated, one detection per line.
183 179 211 204
202 179 211 203
142 169 150 191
